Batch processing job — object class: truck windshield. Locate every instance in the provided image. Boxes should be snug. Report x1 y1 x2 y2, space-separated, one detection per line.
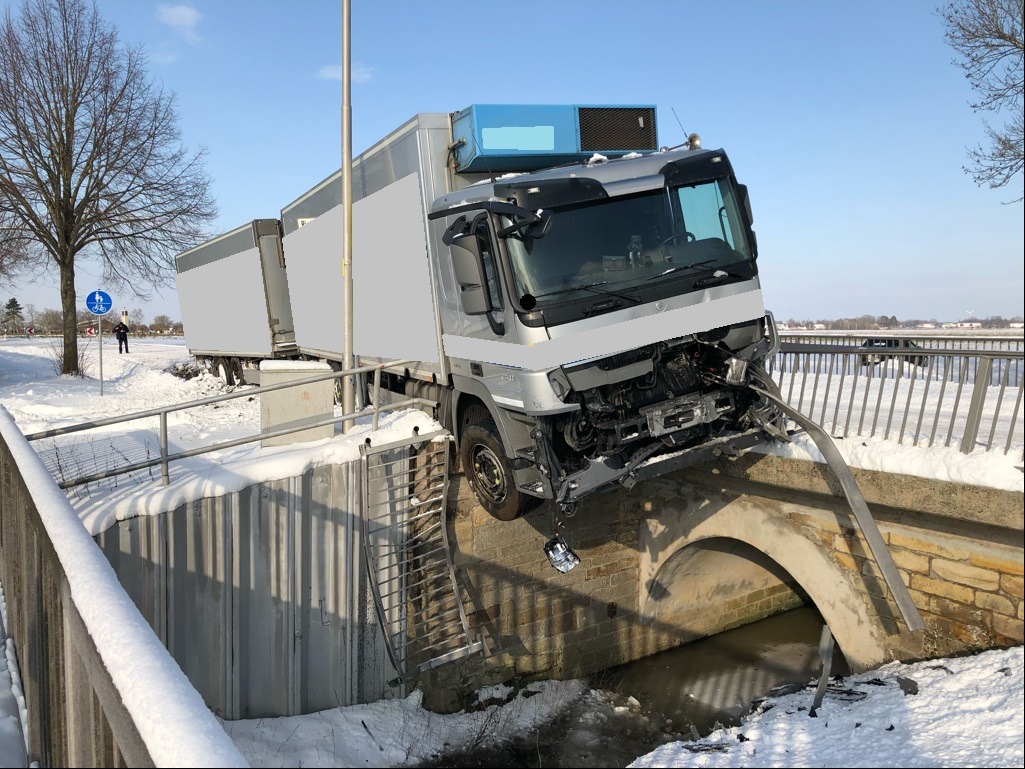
502 178 752 309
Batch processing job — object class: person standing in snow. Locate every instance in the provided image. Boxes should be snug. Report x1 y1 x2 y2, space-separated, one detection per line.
113 320 130 353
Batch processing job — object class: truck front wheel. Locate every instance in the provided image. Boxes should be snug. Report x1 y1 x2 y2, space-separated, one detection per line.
460 417 539 521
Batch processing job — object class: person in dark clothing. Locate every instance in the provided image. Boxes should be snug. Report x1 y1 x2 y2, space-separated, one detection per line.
113 321 130 353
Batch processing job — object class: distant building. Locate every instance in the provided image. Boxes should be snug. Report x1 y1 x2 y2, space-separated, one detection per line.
917 323 936 329
943 321 983 329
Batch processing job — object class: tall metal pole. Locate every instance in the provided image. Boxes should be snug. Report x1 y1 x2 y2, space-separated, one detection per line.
340 0 355 431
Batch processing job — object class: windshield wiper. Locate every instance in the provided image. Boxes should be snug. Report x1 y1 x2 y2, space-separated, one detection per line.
534 281 642 305
694 267 747 288
658 258 718 278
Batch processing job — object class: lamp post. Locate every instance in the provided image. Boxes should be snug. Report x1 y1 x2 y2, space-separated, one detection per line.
340 0 355 431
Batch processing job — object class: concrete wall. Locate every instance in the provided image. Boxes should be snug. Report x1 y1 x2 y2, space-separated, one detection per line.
95 461 401 719
423 454 1023 710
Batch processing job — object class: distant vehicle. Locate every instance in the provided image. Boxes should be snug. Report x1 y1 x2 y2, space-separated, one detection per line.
859 338 927 367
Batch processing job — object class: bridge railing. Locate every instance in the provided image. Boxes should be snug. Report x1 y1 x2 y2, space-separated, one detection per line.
780 332 1023 353
0 406 247 768
768 343 1024 455
23 358 430 495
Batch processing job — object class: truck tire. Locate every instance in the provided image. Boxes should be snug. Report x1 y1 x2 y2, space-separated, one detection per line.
460 414 540 521
214 357 235 386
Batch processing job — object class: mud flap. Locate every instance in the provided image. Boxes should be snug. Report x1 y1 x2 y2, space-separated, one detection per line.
750 385 925 634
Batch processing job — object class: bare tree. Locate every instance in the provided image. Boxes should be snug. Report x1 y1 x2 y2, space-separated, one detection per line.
0 0 216 373
35 307 62 334
149 313 173 334
940 0 1024 200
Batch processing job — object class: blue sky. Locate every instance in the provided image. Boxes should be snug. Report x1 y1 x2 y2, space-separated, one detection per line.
6 0 1023 323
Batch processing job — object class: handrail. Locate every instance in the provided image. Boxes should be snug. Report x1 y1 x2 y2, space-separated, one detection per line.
26 357 428 490
0 406 248 766
780 342 1024 360
767 343 1023 454
24 358 415 441
55 397 436 489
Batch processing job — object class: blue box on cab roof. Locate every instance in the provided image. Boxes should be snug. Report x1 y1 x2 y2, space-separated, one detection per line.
450 104 658 174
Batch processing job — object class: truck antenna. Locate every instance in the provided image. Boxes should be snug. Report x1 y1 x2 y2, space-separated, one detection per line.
671 106 688 140
660 107 693 151
660 108 701 151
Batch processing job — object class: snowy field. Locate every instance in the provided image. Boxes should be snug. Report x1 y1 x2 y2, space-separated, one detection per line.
1 337 1023 767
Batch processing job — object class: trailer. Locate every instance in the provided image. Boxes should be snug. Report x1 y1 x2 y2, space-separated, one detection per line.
176 219 295 384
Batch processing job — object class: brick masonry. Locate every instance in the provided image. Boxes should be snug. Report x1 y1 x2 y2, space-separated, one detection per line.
420 453 1023 711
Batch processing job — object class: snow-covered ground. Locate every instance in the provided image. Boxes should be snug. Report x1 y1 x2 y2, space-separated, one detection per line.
224 646 1025 768
1 337 1023 768
630 645 1024 769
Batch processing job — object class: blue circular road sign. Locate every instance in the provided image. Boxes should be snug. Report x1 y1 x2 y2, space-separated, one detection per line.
86 290 113 315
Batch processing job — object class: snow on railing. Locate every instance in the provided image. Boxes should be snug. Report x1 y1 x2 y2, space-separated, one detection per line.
24 358 429 493
0 405 248 768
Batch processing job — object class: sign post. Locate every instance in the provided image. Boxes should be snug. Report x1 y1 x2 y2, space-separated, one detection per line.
86 290 113 395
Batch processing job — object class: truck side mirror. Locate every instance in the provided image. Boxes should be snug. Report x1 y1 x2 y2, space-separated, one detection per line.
443 216 490 316
737 183 753 225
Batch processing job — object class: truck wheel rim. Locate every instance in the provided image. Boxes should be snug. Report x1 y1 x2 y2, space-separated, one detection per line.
471 445 507 505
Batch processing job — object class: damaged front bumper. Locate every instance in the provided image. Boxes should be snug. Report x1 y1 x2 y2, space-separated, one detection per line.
535 427 769 514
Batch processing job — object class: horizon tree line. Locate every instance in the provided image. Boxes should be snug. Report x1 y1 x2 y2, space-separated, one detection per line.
2 297 180 335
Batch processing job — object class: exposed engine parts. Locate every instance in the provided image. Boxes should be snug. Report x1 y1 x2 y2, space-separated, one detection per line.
556 338 782 465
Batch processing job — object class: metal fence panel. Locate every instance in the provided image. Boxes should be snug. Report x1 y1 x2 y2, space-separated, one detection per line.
769 343 1024 455
169 499 233 718
93 459 402 720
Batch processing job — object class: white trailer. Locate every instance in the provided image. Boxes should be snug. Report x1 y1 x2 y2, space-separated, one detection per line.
176 219 296 384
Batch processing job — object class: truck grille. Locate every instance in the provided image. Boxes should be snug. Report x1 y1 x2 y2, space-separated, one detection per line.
578 107 657 152
596 345 655 371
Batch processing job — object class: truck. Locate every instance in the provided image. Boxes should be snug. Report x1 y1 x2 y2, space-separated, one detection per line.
176 104 787 520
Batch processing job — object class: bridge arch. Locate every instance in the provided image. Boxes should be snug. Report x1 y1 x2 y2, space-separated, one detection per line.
638 490 890 670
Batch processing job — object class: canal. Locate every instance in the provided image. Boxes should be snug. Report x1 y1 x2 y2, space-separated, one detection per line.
420 605 849 768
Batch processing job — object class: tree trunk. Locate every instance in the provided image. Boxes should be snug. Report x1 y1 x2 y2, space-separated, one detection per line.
60 258 80 375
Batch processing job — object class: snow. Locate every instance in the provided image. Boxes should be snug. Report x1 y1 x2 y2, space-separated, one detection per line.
629 646 1024 769
224 680 586 767
0 405 247 767
2 337 1023 768
0 585 28 769
754 432 1024 493
76 409 434 536
0 338 440 536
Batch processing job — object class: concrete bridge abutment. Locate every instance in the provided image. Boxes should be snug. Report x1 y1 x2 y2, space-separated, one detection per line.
424 452 1024 710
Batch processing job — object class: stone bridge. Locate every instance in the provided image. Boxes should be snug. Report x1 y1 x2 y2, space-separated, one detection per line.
425 452 1024 708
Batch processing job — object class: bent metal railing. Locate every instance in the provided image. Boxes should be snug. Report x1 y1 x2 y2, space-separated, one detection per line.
769 343 1024 455
24 359 432 490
